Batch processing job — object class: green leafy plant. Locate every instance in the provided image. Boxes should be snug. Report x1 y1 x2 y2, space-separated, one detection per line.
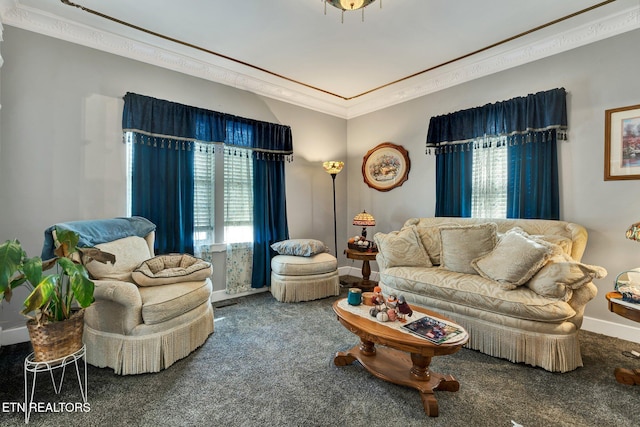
0 227 113 324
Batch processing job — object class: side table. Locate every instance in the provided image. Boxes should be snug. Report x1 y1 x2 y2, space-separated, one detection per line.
24 345 88 423
344 248 378 290
606 291 640 385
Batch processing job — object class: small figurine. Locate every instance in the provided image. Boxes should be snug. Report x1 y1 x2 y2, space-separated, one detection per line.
376 311 389 322
396 295 413 322
386 293 398 311
387 308 398 321
372 286 386 311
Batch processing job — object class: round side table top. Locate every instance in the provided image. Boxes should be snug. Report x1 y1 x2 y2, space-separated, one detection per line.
344 248 378 261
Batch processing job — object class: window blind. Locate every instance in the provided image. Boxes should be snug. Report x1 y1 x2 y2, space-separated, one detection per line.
471 137 507 218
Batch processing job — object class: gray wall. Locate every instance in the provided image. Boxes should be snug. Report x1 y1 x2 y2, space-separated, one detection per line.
2 24 640 339
346 28 640 332
0 27 347 331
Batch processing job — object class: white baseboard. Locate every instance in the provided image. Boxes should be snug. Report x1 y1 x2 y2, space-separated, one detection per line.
338 266 380 282
582 316 640 344
0 325 29 346
210 287 269 303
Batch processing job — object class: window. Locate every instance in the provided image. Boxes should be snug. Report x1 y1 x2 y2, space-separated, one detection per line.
471 137 507 218
193 142 215 243
186 144 254 244
126 134 253 245
222 147 253 243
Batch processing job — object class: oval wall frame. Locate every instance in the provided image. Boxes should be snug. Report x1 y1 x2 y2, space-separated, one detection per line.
362 142 410 192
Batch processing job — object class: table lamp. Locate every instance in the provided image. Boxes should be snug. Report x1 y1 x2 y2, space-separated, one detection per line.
353 210 375 239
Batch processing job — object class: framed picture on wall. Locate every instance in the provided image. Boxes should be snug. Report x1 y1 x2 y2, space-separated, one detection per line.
362 142 411 191
605 104 640 180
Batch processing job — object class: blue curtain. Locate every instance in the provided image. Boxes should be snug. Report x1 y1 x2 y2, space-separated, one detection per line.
426 88 567 219
435 149 473 217
131 136 194 254
123 93 293 285
507 134 559 219
252 158 289 288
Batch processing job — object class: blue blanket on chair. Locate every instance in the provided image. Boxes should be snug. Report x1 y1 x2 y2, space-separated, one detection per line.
41 216 156 260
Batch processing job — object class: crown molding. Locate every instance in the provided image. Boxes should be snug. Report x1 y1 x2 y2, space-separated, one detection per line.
0 1 349 118
345 4 640 118
0 1 638 119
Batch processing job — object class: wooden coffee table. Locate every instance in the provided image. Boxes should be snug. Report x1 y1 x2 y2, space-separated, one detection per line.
332 299 468 417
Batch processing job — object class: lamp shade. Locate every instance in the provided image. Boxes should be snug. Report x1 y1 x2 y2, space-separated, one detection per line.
626 222 640 241
353 210 375 227
323 161 344 175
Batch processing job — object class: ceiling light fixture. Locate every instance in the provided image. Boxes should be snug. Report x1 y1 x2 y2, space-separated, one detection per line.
324 0 381 23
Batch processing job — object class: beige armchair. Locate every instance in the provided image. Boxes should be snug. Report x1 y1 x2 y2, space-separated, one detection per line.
55 225 214 375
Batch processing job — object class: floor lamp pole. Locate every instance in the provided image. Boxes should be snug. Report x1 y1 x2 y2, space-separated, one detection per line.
331 173 338 257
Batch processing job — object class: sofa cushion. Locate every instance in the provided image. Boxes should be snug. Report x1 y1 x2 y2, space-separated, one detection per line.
472 228 554 289
439 223 497 274
85 236 152 282
271 253 337 276
374 226 432 268
132 254 212 287
139 279 212 325
380 266 577 322
270 239 327 257
526 252 607 300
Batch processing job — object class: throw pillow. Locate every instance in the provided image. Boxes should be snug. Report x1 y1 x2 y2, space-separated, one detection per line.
373 226 432 268
84 236 152 282
471 228 554 289
413 222 460 266
536 235 573 257
439 223 497 274
132 254 212 287
270 239 327 257
526 252 607 300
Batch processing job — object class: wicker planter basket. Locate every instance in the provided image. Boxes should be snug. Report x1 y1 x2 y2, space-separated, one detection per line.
26 309 85 362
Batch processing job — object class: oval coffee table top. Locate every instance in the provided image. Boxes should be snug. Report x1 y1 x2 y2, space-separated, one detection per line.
333 298 468 357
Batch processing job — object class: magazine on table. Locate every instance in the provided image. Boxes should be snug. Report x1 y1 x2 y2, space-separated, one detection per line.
402 315 465 345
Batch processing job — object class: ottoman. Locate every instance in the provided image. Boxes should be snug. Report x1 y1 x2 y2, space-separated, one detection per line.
270 253 340 302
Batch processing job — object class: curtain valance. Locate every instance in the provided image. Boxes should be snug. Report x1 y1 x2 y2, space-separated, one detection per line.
225 115 294 161
122 92 293 161
426 88 567 154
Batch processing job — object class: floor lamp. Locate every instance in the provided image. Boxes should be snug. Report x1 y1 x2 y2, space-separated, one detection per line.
323 161 344 256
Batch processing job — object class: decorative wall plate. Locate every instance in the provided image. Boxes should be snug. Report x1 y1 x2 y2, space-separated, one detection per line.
362 142 410 192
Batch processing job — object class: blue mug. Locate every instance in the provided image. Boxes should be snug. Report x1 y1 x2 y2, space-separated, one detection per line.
347 288 362 306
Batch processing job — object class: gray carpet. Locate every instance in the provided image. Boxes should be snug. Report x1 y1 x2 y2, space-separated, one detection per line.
1 289 639 427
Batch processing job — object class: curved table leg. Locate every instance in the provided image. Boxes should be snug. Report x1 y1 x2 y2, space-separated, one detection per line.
614 368 640 385
334 352 357 367
335 339 376 366
420 392 439 417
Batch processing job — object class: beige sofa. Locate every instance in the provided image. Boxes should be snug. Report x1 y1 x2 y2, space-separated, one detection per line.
374 217 606 373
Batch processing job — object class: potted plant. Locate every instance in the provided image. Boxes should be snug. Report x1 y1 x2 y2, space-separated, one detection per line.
0 227 114 361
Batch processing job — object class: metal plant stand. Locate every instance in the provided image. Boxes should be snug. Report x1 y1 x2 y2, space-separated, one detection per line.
23 345 87 423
